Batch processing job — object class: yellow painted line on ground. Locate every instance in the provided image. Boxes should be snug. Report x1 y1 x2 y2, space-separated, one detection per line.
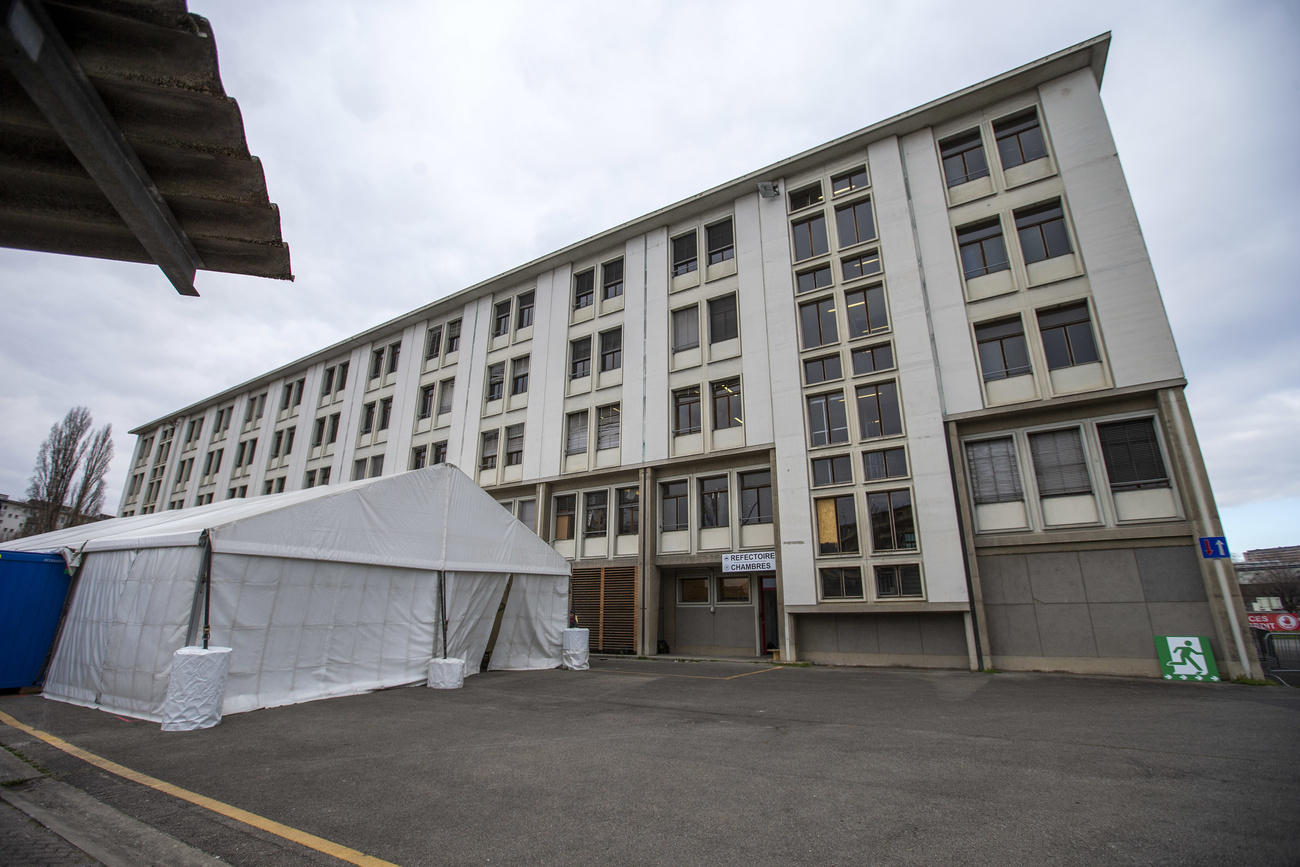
597 666 782 681
0 710 398 867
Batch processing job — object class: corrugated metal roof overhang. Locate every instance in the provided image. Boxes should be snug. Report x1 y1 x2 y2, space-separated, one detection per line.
0 0 292 293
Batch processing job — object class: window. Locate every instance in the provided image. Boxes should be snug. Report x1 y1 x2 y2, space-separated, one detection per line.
965 437 1022 504
845 284 887 337
446 319 461 352
706 219 734 265
554 495 576 540
806 391 849 446
516 292 534 329
851 342 894 375
1029 429 1092 497
602 259 624 299
282 429 295 456
480 430 499 470
841 250 882 282
485 363 505 402
565 410 589 455
719 576 750 603
791 214 828 261
492 300 511 337
377 397 392 431
411 444 428 470
671 306 699 352
708 294 738 343
583 491 608 536
711 379 743 430
815 495 859 554
975 317 1032 381
868 489 916 551
994 108 1047 169
661 481 689 531
203 449 222 476
1098 419 1169 491
835 198 875 248
596 404 620 450
352 458 366 481
245 393 265 423
335 362 348 393
305 469 318 488
875 564 923 598
821 567 864 599
1038 302 1099 370
321 366 336 395
312 417 326 447
516 499 536 532
699 476 729 528
573 268 595 309
369 456 384 477
617 487 639 535
1015 200 1072 264
360 402 376 434
505 424 524 466
863 447 908 482
369 348 384 380
673 387 701 436
511 355 530 395
803 353 842 385
811 454 852 487
424 325 442 360
680 576 709 603
799 296 838 349
831 165 867 196
856 380 902 440
939 129 990 187
957 219 1010 278
671 232 698 276
739 470 772 525
569 336 591 379
796 265 833 294
432 442 447 465
327 413 340 444
385 342 399 375
600 329 622 372
788 183 822 211
437 379 454 415
418 384 436 419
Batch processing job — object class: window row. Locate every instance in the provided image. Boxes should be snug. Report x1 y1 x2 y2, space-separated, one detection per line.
798 283 889 351
480 424 525 470
670 293 738 353
573 259 625 310
939 106 1048 189
803 340 894 387
423 317 463 362
569 332 620 379
975 300 1099 383
787 164 869 213
806 379 903 447
658 470 772 533
485 355 531 401
566 404 622 454
810 445 908 488
672 378 742 437
368 341 402 382
956 198 1072 280
820 563 923 600
671 218 735 277
554 486 640 540
812 487 917 556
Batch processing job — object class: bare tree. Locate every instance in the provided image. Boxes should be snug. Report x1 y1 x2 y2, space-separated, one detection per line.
25 406 114 535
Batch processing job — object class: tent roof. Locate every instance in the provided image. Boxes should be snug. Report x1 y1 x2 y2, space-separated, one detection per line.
2 466 570 575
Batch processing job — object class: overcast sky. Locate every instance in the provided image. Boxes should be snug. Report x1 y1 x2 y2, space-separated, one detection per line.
1 0 1296 554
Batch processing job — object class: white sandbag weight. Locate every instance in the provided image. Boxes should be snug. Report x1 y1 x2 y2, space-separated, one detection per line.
159 646 232 731
561 628 589 671
427 657 465 689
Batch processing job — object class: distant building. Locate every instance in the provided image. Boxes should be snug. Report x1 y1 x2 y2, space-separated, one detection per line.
116 35 1260 679
1237 547 1300 613
0 494 32 542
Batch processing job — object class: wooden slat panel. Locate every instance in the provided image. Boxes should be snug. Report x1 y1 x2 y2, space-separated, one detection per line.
570 568 603 645
569 566 638 654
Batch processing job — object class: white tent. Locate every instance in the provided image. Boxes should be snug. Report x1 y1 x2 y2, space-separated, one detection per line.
4 466 570 721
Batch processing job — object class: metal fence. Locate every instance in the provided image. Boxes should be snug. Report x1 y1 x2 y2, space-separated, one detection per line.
1255 631 1300 687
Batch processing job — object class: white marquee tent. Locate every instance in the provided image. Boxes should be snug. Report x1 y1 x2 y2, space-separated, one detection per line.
4 466 571 720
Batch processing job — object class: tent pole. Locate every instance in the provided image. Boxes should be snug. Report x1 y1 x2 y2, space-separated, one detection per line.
439 570 448 659
201 534 213 649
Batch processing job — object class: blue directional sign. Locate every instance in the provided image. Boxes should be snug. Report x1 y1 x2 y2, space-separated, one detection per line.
1199 536 1230 559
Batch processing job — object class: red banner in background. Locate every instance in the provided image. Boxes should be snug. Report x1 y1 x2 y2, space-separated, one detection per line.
1248 613 1300 632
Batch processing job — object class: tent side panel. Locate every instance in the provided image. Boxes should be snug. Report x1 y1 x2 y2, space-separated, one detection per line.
0 552 71 689
44 547 203 721
487 574 568 671
210 554 439 714
443 572 509 676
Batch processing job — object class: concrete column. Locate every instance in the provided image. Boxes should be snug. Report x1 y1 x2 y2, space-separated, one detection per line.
639 465 661 655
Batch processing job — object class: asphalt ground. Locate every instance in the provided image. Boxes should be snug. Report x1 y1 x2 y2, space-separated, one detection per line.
1 658 1297 866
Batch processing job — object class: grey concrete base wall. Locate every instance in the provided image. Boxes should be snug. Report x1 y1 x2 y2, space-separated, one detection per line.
797 612 968 669
979 545 1218 676
664 604 756 657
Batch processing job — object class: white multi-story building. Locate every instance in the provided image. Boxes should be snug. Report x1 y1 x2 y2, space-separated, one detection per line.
118 35 1259 679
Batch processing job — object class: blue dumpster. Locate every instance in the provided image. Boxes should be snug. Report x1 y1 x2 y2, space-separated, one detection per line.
0 550 72 689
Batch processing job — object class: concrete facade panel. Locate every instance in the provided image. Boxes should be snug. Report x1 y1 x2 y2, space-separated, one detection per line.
1026 552 1087 604
1079 548 1144 603
1145 602 1217 639
1034 603 1098 657
877 614 925 655
984 603 1042 657
1136 546 1207 602
920 614 968 657
978 555 1032 604
1088 603 1156 658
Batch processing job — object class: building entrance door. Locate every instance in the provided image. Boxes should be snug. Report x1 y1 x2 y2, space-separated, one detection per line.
758 574 779 653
